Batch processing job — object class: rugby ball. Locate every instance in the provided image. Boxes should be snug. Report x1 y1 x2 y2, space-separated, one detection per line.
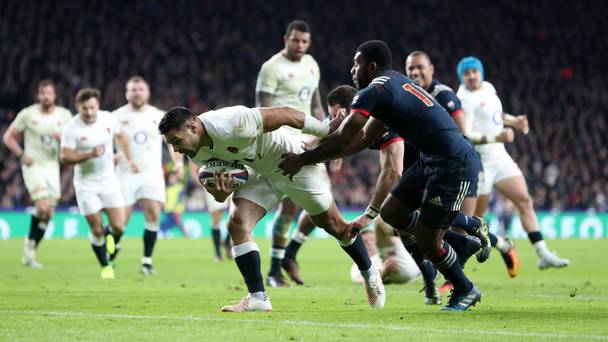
198 159 249 190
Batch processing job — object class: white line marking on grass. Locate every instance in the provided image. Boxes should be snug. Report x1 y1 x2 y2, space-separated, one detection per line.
1 309 607 340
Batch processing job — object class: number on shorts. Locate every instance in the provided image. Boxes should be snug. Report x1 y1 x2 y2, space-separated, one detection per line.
402 83 434 107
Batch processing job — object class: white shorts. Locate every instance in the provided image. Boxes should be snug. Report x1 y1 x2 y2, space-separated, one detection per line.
22 164 61 203
205 190 231 212
118 169 166 206
234 163 333 216
478 148 523 195
75 177 125 216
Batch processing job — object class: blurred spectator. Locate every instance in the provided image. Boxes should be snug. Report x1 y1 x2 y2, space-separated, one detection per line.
0 0 606 210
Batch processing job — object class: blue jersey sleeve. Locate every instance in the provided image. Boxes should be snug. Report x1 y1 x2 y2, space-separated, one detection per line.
369 131 403 150
350 86 380 117
435 90 463 117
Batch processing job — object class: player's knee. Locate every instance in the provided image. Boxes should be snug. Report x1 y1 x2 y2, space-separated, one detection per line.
514 193 534 210
90 225 104 237
227 215 252 243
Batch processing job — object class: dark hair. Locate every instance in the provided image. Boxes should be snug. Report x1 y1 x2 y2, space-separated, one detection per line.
327 85 357 109
357 40 392 69
285 20 310 36
75 87 101 104
406 50 432 64
37 79 55 90
126 75 148 87
158 107 196 135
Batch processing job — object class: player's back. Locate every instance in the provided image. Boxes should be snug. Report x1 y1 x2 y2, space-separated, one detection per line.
353 70 471 163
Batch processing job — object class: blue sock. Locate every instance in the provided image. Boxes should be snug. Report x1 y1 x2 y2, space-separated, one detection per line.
401 234 437 285
429 241 473 295
235 250 265 293
340 234 372 270
444 230 470 267
451 212 481 235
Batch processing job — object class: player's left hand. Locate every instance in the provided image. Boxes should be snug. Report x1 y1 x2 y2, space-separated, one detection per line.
514 115 529 134
328 108 346 133
279 152 303 181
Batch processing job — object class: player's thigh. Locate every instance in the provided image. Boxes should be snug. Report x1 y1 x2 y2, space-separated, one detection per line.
461 196 477 216
278 163 333 217
227 197 267 244
75 187 104 216
23 165 60 205
98 177 125 211
118 171 141 207
475 194 491 217
495 174 532 207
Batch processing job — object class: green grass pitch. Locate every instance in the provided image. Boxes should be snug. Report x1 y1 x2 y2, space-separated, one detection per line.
1 238 607 341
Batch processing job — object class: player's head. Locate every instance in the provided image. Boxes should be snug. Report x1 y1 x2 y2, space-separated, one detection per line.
457 56 484 90
352 40 392 89
326 85 357 117
159 107 201 157
125 76 150 109
75 88 101 124
405 51 434 89
36 79 57 110
283 20 311 61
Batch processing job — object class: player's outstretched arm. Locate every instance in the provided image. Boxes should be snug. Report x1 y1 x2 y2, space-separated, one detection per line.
279 112 371 179
503 112 529 134
258 106 330 137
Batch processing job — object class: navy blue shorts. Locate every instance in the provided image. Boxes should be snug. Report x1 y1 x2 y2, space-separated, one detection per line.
391 149 481 213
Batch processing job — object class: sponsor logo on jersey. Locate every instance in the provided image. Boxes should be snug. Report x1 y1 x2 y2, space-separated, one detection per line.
134 131 148 144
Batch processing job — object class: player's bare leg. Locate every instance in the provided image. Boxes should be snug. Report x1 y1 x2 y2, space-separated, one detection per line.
495 175 569 269
221 198 272 312
140 199 162 274
102 206 126 266
381 195 441 305
22 196 53 268
85 212 113 279
210 208 225 262
267 197 299 287
282 211 315 285
309 202 385 308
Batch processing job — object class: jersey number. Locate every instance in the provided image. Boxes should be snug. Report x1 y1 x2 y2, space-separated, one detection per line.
402 84 434 107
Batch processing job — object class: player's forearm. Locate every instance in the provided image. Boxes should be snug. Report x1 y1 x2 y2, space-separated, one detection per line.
452 114 468 135
60 149 93 164
298 132 350 166
468 131 507 144
2 133 24 157
311 89 326 121
116 134 134 164
261 106 329 137
369 167 399 210
502 112 518 126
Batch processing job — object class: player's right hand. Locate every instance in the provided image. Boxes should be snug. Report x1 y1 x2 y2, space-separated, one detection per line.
498 128 515 143
91 145 104 157
329 158 343 172
20 154 34 166
204 171 234 202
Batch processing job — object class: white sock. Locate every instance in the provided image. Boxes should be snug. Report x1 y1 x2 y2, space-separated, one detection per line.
142 257 152 265
360 264 376 282
338 236 356 247
494 236 510 253
292 230 308 244
250 291 267 301
533 240 549 256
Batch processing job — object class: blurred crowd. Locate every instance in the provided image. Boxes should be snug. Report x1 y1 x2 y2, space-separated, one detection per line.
1 0 606 211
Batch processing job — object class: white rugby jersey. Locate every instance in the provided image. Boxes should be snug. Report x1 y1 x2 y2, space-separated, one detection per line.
61 111 119 186
113 104 164 174
189 106 304 177
457 81 505 154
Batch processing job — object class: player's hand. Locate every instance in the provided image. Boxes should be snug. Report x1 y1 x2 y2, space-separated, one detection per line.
204 171 235 202
513 115 529 135
52 132 62 141
328 108 346 133
279 152 303 181
329 158 343 172
91 145 104 158
129 160 139 173
20 154 34 166
113 153 121 165
497 128 515 143
350 214 374 233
